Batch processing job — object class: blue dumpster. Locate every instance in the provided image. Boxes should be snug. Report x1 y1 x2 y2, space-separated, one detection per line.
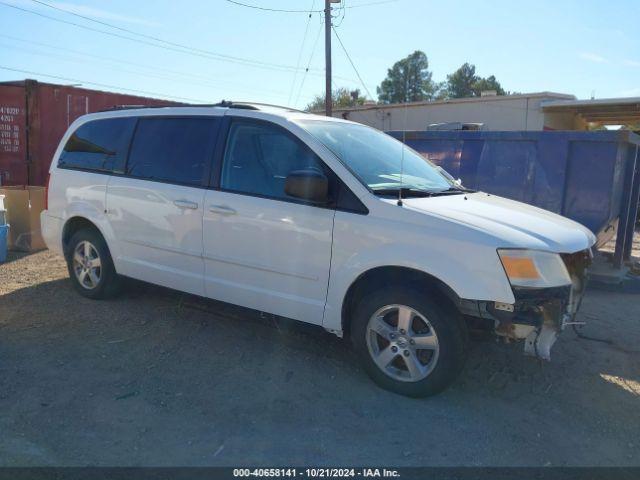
388 130 640 268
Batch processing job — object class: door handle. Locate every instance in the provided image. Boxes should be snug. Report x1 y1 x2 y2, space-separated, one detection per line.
173 200 199 210
209 204 237 216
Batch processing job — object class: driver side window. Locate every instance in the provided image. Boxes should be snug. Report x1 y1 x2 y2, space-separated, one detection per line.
220 120 326 201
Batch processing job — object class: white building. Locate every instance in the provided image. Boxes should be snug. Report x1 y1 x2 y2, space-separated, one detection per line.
328 92 640 131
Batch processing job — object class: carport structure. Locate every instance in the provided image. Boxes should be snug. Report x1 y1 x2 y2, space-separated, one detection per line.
541 97 640 126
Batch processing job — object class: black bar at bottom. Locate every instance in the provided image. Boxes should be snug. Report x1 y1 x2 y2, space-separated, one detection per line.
0 467 638 480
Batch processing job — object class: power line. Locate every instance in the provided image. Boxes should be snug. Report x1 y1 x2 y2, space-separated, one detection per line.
224 0 398 12
224 0 323 13
331 26 374 99
0 34 217 84
0 1 280 72
28 0 310 72
0 0 316 75
288 0 317 106
0 65 210 103
0 0 364 106
0 35 314 101
2 0 357 83
294 21 324 108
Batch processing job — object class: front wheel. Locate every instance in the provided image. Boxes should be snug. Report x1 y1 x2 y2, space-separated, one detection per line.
351 287 466 397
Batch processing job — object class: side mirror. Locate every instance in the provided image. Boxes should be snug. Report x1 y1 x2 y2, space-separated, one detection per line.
284 169 329 204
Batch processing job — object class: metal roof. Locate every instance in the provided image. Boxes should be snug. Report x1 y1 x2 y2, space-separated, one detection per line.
541 97 640 124
329 92 576 113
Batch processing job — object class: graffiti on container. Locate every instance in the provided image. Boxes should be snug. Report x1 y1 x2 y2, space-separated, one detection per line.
0 105 24 154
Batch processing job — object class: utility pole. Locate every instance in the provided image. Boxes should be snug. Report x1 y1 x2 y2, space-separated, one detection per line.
324 0 340 117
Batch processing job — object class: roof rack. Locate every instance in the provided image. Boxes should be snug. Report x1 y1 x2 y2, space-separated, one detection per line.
212 100 306 113
98 101 307 113
98 104 179 112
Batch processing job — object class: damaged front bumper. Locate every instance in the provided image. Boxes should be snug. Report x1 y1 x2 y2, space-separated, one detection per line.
462 249 592 360
492 285 577 360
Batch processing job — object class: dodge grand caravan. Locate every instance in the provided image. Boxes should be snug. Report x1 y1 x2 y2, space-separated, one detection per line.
41 103 596 397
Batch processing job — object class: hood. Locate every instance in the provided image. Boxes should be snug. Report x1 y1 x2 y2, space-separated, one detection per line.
399 192 596 253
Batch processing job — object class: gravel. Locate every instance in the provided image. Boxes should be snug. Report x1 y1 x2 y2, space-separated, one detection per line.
0 249 639 466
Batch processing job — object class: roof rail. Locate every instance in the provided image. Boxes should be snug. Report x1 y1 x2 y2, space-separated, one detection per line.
98 104 179 112
97 101 306 113
213 100 306 113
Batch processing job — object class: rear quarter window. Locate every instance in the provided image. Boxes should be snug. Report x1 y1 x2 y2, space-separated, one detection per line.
58 117 136 173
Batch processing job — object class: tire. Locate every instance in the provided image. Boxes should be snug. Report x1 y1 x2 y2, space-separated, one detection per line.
351 286 466 398
65 228 122 300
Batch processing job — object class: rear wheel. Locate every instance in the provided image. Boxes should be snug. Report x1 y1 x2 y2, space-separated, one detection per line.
66 228 121 299
351 287 466 397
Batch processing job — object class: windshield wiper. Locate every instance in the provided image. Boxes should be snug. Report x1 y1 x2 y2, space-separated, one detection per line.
372 187 437 198
427 186 476 196
372 186 474 198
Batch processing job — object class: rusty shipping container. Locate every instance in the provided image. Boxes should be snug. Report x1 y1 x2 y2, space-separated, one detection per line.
0 79 182 186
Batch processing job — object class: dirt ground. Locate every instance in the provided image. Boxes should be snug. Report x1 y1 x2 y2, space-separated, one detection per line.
0 249 639 467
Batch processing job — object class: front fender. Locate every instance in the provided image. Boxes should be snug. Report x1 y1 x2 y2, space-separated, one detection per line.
322 211 515 332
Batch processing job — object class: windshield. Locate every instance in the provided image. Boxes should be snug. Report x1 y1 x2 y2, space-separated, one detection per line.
298 120 454 192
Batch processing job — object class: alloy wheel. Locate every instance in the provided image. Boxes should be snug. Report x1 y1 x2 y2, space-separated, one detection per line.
72 240 102 290
366 304 440 382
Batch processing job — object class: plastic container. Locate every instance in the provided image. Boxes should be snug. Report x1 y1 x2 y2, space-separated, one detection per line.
0 224 9 263
0 194 5 225
0 210 4 227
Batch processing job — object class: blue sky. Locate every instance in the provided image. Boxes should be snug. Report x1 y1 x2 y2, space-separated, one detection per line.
0 0 638 107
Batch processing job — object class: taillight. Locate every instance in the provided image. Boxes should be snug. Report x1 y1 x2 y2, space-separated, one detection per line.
44 173 50 210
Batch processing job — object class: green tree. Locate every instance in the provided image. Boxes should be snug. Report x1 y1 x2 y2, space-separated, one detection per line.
445 62 478 98
472 75 506 96
434 81 449 100
377 50 437 103
306 87 366 111
444 63 506 98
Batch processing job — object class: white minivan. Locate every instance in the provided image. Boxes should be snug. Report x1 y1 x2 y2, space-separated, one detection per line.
41 103 596 397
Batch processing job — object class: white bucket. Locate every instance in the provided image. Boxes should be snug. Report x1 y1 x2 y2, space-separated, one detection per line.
0 194 5 225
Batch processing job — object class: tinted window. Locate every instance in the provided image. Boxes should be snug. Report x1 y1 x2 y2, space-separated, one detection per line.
127 117 219 186
221 121 326 200
59 117 136 172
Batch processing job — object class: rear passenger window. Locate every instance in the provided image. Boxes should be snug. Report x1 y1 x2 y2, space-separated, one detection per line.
127 117 219 186
59 117 136 173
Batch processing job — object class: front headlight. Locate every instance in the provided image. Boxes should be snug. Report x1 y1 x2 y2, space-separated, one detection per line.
497 249 571 288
